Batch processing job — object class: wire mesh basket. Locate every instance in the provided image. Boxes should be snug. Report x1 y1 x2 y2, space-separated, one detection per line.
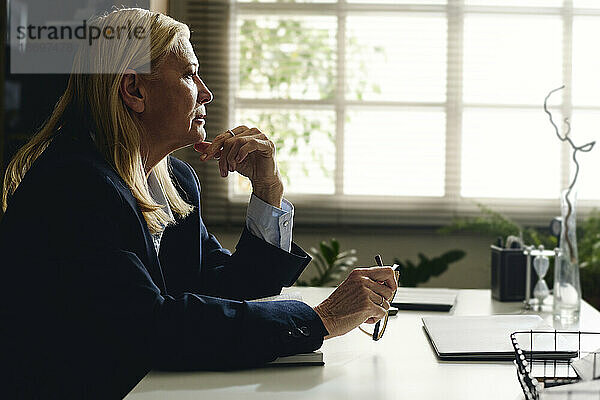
512 330 600 399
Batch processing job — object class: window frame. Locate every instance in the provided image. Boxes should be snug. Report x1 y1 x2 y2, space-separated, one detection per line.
177 0 600 227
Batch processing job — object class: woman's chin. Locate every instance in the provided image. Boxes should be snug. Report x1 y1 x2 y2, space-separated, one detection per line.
189 127 206 143
172 131 206 151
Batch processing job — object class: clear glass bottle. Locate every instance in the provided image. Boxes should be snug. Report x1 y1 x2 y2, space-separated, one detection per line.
553 189 581 324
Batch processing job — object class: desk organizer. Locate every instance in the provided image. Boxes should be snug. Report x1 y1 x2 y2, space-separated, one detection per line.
512 330 600 399
491 245 535 301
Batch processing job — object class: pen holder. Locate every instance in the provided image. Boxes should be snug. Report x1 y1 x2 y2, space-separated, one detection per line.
491 245 535 302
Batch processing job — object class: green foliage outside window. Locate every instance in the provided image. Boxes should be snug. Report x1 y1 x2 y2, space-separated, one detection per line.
240 18 336 99
237 15 384 185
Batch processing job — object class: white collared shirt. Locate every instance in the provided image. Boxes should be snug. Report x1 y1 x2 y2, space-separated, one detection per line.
147 170 174 254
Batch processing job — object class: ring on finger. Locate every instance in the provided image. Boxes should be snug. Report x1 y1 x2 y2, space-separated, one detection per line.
378 294 384 307
227 129 235 137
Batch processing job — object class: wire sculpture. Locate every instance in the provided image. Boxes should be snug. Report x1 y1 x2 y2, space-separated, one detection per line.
543 85 596 263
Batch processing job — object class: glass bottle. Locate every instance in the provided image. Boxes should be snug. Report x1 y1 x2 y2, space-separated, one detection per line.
553 189 581 324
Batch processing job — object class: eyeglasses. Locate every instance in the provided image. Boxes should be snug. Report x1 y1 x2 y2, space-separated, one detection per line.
359 262 400 341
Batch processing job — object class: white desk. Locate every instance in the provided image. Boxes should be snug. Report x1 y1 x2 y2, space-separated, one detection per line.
126 288 600 400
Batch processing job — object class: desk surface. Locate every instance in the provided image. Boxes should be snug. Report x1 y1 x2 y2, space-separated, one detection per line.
126 288 600 400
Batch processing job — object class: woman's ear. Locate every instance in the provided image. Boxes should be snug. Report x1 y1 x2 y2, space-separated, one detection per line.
119 69 146 113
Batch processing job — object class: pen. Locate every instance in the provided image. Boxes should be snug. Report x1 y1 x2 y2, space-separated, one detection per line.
373 254 385 340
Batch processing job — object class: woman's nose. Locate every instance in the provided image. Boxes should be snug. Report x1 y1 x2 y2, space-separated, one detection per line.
196 78 213 105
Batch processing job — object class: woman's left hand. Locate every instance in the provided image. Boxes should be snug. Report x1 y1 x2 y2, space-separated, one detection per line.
198 125 284 207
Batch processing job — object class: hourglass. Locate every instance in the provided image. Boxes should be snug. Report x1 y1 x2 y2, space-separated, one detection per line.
532 245 550 307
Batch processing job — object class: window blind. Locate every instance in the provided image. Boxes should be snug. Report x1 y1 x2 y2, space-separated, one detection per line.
171 0 600 228
170 0 240 226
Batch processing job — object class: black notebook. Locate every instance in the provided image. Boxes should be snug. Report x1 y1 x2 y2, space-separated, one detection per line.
392 288 458 311
422 315 578 361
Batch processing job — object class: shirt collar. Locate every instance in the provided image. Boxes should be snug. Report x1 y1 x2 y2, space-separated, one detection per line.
147 169 174 220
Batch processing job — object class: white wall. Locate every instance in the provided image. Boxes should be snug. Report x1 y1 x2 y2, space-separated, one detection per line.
209 225 493 289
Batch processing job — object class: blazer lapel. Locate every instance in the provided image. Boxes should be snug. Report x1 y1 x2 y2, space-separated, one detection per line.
114 184 168 294
63 131 168 294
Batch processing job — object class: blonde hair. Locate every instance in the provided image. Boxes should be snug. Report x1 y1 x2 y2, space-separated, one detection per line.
1 8 194 234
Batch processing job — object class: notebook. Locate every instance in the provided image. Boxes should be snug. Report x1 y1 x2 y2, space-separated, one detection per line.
392 287 458 311
250 293 325 367
541 379 600 399
249 292 304 302
422 315 578 361
269 351 324 367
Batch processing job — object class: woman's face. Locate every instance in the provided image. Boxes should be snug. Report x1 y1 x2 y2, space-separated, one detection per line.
140 39 213 153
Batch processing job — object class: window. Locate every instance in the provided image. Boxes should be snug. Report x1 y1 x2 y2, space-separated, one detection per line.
175 1 600 226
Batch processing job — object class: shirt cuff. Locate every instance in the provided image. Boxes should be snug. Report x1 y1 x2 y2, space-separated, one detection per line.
246 194 294 252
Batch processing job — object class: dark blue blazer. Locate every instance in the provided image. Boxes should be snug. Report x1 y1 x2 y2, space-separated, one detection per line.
0 130 326 399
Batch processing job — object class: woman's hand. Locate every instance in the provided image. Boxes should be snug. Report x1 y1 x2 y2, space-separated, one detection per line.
313 267 398 339
198 126 284 207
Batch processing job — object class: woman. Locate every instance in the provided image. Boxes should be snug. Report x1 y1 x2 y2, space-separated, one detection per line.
0 8 396 399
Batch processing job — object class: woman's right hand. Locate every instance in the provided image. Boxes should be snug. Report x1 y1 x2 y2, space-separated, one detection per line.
313 267 397 339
